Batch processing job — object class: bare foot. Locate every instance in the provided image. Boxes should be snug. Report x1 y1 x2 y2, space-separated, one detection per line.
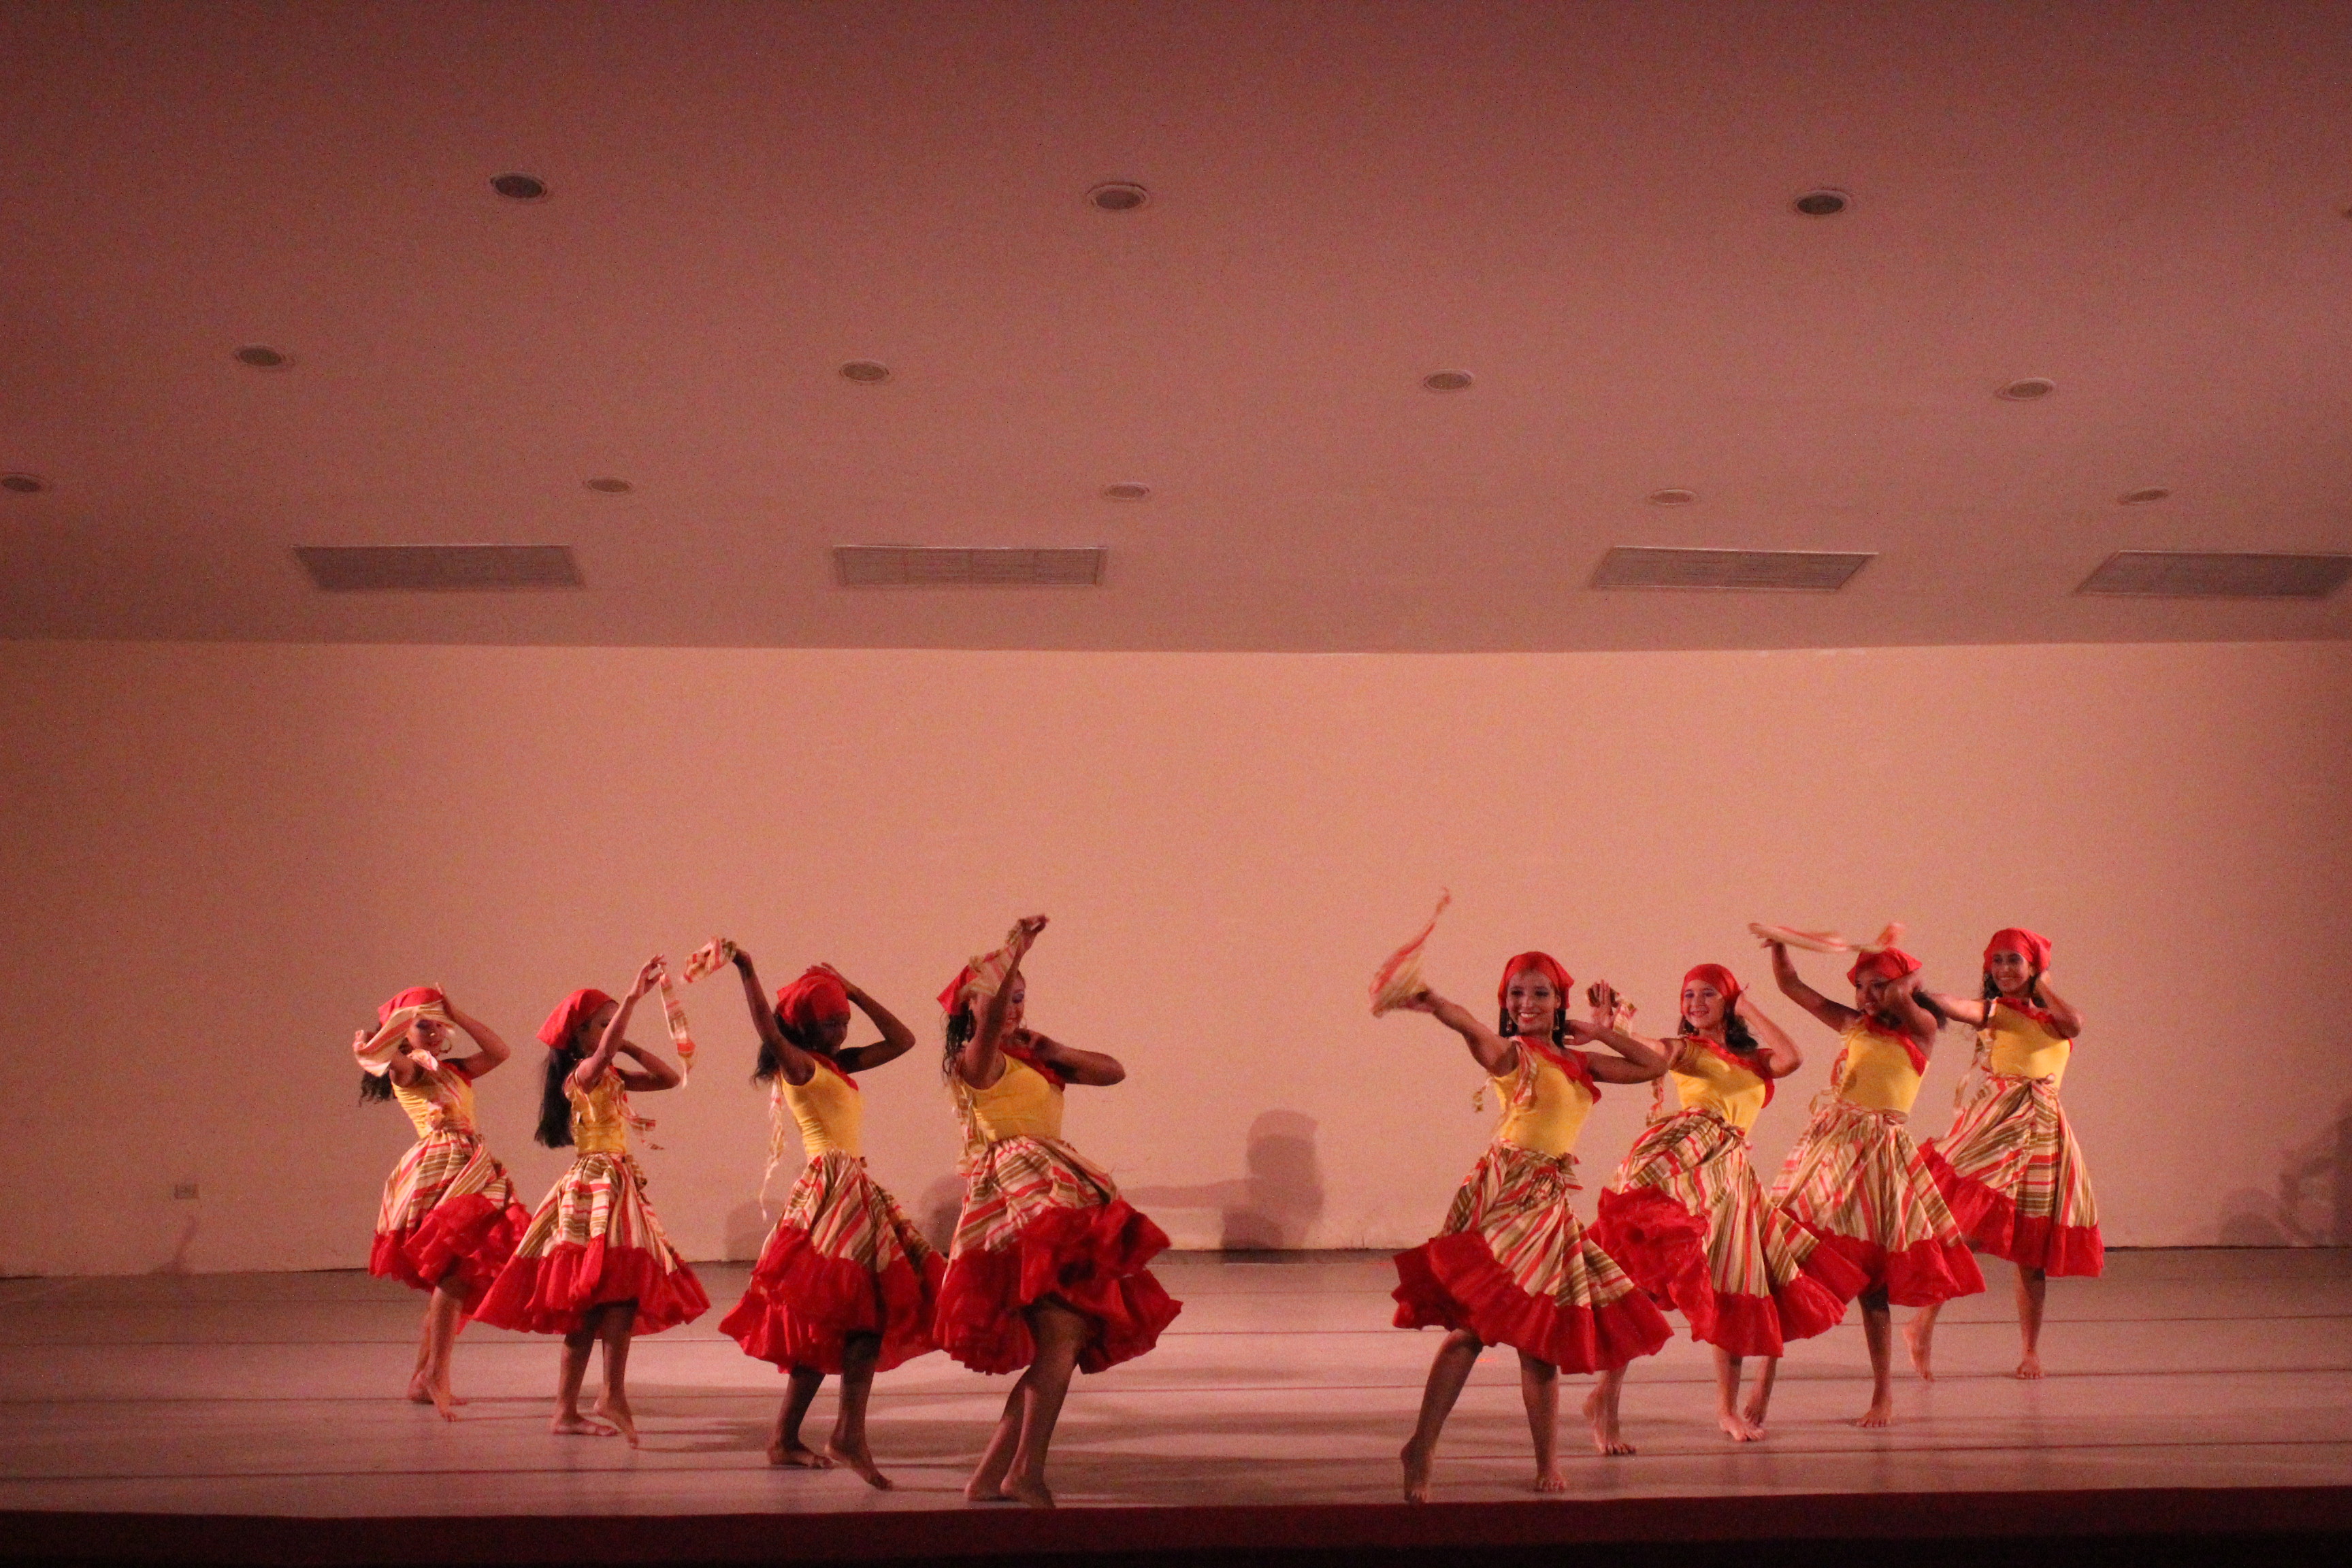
1533 1464 1569 1493
1903 1318 1936 1382
825 1440 894 1490
428 1384 459 1422
1740 1395 1770 1431
1718 1411 1764 1443
1000 1473 1056 1509
1582 1387 1635 1456
770 1441 834 1469
1401 1439 1435 1504
1852 1398 1895 1429
406 1375 433 1405
552 1411 619 1437
595 1396 639 1449
2014 1352 2044 1381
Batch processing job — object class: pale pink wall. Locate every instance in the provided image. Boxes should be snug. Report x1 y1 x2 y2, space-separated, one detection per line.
0 638 2345 1277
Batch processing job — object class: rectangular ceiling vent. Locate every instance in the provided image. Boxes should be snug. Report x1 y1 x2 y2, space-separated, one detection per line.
295 544 582 591
2076 551 2352 600
1592 546 1874 592
834 544 1107 587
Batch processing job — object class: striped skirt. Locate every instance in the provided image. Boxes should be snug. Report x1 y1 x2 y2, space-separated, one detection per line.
1392 1141 1672 1373
1923 1075 2103 1276
721 1152 946 1375
934 1135 1182 1375
474 1152 710 1337
1594 1111 1863 1357
1769 1100 1985 1308
368 1129 531 1315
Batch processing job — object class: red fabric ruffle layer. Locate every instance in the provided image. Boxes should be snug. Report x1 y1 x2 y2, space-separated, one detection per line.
368 1193 531 1316
934 1199 1181 1375
1922 1148 2106 1277
474 1241 710 1337
1590 1186 1861 1357
720 1227 945 1375
1390 1231 1672 1373
1806 1226 1986 1308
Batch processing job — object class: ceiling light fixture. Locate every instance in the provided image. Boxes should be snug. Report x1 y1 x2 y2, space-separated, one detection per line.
491 173 550 201
1087 182 1149 212
1646 489 1698 505
1997 378 2056 401
1 472 47 494
2118 487 2170 505
1793 189 1851 216
839 360 892 384
585 477 634 494
1422 370 1473 392
234 344 293 370
1102 483 1152 502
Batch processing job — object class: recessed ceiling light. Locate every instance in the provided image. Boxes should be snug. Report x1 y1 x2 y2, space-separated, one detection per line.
1087 182 1149 212
1793 189 1851 216
234 344 292 370
1102 483 1152 502
1422 370 1474 392
585 477 634 494
1 472 47 494
840 360 892 384
1646 489 1698 505
1997 377 2055 401
2118 487 2170 505
491 173 550 201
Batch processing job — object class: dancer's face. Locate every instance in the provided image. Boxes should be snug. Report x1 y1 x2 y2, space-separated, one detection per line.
1855 973 1908 1015
406 1015 448 1056
1985 947 2034 996
812 1011 851 1051
1000 976 1027 1033
580 1000 619 1049
1504 969 1559 1037
1682 980 1727 1033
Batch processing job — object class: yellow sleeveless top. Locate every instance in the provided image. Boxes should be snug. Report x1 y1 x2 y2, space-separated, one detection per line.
1835 1022 1926 1114
1984 1000 2072 1085
964 1053 1065 1145
1492 1043 1595 1160
391 1064 475 1138
781 1062 864 1158
1669 1040 1770 1132
568 1073 632 1155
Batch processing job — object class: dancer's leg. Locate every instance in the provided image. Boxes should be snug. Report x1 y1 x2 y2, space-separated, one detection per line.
964 1383 1024 1502
2012 1264 2047 1379
826 1334 892 1488
1712 1346 1761 1441
771 1366 832 1467
1517 1352 1565 1492
1854 1288 1895 1427
1904 1301 1941 1382
591 1302 640 1447
553 1316 617 1437
1741 1356 1779 1429
1580 1365 1634 1455
420 1281 468 1418
1000 1301 1087 1509
1401 1329 1482 1503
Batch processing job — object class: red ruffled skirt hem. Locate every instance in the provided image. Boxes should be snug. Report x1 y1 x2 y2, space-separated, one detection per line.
1808 1226 1987 1308
1590 1187 1859 1356
720 1228 945 1374
1923 1147 2106 1276
368 1194 532 1316
1390 1232 1672 1373
935 1198 1181 1375
473 1241 710 1337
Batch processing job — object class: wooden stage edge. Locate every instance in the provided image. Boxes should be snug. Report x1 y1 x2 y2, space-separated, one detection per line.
5 1486 2350 1568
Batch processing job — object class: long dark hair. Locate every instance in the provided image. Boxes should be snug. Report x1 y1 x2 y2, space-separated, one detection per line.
537 1040 585 1148
358 1019 395 1101
1680 1008 1762 1055
942 1004 977 1080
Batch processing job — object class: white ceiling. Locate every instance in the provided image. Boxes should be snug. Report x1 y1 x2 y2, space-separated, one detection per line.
2 0 2349 652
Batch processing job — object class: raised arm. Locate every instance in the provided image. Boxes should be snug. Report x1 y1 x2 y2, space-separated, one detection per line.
440 996 512 1081
1024 1032 1126 1087
1880 974 1943 1049
571 957 669 1094
1395 990 1520 1077
1767 938 1857 1032
828 966 919 1073
2031 975 2084 1039
1733 992 1804 1077
1568 981 1670 1083
1922 990 1991 1029
959 915 1047 1088
732 948 817 1087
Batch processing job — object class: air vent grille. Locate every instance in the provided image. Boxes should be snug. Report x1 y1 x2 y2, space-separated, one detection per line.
834 545 1106 587
1592 547 1874 592
295 544 582 591
2076 551 2352 600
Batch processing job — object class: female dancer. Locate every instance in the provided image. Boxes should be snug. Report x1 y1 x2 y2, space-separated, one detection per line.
355 985 529 1418
1594 964 1863 1441
1908 928 2098 1380
1765 938 1982 1427
718 950 943 1486
1390 954 1673 1501
935 915 1181 1509
476 960 710 1445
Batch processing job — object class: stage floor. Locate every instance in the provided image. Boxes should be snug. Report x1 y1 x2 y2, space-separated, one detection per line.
1 1249 2347 1520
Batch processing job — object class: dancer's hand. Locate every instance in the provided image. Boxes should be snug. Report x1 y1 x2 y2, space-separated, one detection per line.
1397 988 1443 1014
813 961 862 1000
626 956 664 1000
1011 914 1048 949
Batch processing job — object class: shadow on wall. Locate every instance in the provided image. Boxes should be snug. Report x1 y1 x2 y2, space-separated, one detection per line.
2217 1096 2352 1245
724 1198 771 1262
917 1175 964 1255
150 1214 198 1275
1125 1109 1326 1251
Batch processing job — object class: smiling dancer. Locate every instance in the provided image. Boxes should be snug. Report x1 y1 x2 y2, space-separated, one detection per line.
1908 928 2100 1380
1389 955 1673 1501
1763 936 1983 1427
355 986 529 1419
935 915 1181 1509
718 949 943 1486
1594 964 1863 1441
476 959 709 1445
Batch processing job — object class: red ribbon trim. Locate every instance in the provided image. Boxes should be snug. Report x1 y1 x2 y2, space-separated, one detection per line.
1684 1034 1774 1108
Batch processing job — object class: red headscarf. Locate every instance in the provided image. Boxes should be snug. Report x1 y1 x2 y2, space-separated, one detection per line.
1681 964 1742 1015
538 987 616 1050
377 985 444 1024
1497 951 1573 1014
1983 928 2053 975
1846 947 1923 987
1679 963 1771 1102
775 968 852 1032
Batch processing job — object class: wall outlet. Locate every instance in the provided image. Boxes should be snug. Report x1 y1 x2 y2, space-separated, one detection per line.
172 1181 199 1201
